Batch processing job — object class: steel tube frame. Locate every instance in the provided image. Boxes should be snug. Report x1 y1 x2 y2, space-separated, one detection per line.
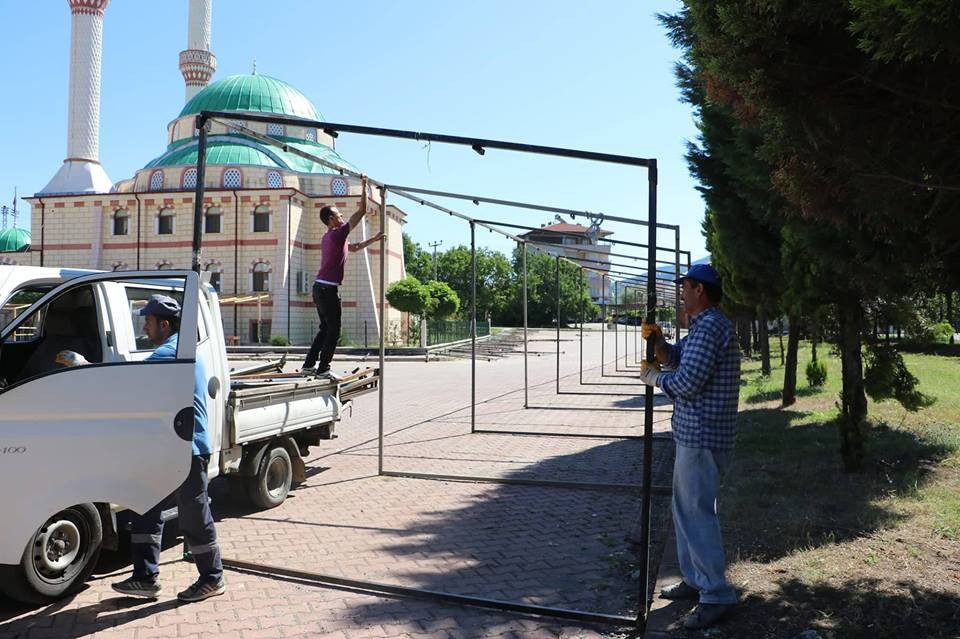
193 110 664 628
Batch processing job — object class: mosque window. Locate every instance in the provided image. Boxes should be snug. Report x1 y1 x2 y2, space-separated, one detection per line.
205 262 223 292
182 168 197 189
252 205 271 233
149 170 164 191
267 123 284 137
228 120 244 134
112 261 128 271
330 177 348 197
223 168 243 188
158 208 175 235
205 206 222 234
157 261 174 270
304 128 317 142
267 171 283 189
252 262 270 292
112 208 129 236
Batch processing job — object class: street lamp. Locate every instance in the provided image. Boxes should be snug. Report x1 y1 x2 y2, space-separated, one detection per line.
428 240 442 280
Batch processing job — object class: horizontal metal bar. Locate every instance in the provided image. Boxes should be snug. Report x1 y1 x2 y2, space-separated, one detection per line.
222 558 638 627
198 111 653 167
381 470 668 493
471 219 685 257
474 428 674 442
385 184 676 229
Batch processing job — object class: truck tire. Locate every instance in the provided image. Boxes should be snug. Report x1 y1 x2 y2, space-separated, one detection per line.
246 444 292 509
0 503 103 604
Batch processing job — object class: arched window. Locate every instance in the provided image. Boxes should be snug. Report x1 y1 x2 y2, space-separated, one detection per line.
204 206 222 234
252 205 270 232
267 170 283 188
157 261 174 270
158 208 175 235
223 168 242 188
112 208 129 236
304 128 317 142
205 262 223 292
228 119 244 134
182 168 197 189
330 177 348 197
112 261 128 271
266 123 284 137
149 170 164 191
252 262 270 292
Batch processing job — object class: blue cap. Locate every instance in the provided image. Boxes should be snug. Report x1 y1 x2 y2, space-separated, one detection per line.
676 263 721 287
139 294 181 318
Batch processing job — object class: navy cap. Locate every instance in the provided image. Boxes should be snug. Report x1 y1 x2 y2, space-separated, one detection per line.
676 263 721 287
139 294 181 318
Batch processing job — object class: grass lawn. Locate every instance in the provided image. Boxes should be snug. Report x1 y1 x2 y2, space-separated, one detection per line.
707 340 960 638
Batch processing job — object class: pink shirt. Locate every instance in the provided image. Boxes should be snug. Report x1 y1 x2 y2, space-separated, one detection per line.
316 223 351 285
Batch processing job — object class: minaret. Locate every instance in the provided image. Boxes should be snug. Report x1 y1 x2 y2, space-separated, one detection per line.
40 0 113 195
179 0 216 102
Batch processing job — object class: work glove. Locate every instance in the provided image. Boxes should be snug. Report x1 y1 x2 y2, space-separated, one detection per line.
642 322 664 344
639 359 661 387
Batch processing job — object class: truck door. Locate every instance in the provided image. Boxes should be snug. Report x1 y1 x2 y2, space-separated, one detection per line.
0 270 200 565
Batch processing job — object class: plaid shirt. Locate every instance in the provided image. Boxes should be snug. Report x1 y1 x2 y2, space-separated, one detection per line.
657 307 740 450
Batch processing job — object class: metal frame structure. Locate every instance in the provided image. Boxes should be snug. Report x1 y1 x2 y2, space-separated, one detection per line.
189 111 673 629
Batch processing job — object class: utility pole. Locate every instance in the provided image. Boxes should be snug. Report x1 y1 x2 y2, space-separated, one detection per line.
428 240 443 281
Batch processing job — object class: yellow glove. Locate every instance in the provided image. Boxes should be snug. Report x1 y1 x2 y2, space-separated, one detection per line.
641 322 663 342
640 359 661 372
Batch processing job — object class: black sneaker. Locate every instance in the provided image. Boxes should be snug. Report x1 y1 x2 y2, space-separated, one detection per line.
177 577 226 602
683 603 735 629
112 576 161 598
659 580 699 600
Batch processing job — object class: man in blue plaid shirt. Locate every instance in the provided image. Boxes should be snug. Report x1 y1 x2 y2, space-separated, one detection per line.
639 263 740 630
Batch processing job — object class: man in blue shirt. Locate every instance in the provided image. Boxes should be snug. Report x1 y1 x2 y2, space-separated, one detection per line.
639 264 740 630
112 295 225 603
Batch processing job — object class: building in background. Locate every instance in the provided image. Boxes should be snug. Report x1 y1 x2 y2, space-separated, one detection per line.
519 222 613 304
25 0 406 345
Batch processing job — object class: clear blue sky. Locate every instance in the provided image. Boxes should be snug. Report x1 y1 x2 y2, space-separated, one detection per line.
0 1 707 265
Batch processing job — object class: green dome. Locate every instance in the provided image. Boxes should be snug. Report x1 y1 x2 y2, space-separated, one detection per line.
144 137 358 174
179 74 322 120
0 227 31 252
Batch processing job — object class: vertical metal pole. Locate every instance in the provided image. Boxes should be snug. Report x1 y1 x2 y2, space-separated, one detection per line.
579 266 584 386
601 274 606 377
555 256 561 395
522 241 529 408
675 229 682 337
638 161 658 624
634 287 639 365
377 186 387 476
614 280 620 372
191 116 209 274
470 221 477 433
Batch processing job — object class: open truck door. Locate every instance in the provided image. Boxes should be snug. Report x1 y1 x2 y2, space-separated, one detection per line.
0 270 199 603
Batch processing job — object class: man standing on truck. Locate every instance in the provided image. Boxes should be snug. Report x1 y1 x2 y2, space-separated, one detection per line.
112 295 226 602
303 177 384 377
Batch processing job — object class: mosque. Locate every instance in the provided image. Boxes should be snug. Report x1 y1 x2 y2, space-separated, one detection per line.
20 0 406 346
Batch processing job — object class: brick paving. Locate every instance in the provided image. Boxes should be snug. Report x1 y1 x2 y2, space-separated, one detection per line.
0 329 675 638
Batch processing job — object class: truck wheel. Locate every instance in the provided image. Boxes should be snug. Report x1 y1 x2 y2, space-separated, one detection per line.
247 444 292 509
0 503 103 604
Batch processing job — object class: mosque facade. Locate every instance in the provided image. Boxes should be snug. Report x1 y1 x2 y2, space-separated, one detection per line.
22 0 406 346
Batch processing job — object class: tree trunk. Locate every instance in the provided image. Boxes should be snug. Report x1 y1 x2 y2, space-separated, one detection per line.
740 318 753 358
759 312 771 376
752 319 760 351
782 316 800 406
777 318 785 365
837 297 868 471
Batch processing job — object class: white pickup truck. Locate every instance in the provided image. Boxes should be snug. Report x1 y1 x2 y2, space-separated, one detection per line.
0 266 375 603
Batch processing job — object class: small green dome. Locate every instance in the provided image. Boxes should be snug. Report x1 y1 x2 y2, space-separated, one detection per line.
0 227 31 252
179 74 322 120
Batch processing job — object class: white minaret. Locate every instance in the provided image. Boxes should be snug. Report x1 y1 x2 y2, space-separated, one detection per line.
179 0 216 102
40 0 113 195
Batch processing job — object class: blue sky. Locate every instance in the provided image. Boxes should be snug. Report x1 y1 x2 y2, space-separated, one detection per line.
0 1 706 264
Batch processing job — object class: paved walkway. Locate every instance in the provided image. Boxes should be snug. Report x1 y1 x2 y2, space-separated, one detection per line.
0 329 676 638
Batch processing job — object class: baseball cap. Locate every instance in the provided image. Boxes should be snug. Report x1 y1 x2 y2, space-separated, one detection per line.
139 294 181 318
675 263 721 287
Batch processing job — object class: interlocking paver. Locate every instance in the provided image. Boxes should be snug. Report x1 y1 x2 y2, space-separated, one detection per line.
0 329 672 638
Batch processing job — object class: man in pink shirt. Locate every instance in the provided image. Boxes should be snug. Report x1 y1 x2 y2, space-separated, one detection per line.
303 186 384 376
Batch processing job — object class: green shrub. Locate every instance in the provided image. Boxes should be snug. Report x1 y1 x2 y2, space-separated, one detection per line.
931 321 955 344
269 335 289 346
805 359 827 387
863 344 934 411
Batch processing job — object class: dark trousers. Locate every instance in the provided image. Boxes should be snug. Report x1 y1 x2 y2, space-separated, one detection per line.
131 454 223 584
304 283 341 370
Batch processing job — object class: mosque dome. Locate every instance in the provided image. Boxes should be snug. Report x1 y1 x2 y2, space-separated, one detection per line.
0 227 31 253
179 74 322 120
